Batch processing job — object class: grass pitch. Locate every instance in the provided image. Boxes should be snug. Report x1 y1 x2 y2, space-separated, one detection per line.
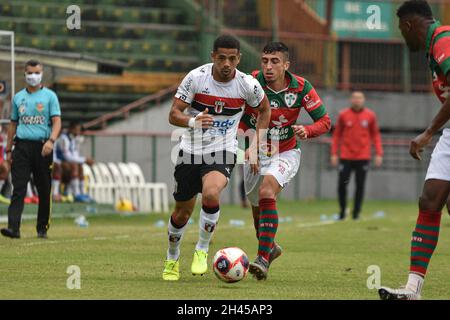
0 200 449 300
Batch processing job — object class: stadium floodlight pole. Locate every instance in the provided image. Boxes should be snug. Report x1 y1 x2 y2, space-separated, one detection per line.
0 30 15 106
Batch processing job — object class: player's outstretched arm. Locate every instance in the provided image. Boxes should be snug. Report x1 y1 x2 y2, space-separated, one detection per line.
293 113 331 140
293 82 331 140
168 98 213 129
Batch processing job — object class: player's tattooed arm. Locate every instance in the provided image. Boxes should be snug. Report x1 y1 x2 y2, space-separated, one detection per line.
410 73 450 160
169 98 213 129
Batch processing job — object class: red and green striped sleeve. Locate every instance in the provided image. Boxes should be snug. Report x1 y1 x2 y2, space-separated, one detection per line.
300 80 326 121
433 33 450 76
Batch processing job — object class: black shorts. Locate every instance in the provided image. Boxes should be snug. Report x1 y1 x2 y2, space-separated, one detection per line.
173 150 237 202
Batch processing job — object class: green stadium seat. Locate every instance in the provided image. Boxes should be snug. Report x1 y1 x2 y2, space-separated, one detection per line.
1 0 200 82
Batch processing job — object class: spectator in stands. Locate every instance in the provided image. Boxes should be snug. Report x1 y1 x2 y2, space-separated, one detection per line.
331 91 383 220
54 121 94 203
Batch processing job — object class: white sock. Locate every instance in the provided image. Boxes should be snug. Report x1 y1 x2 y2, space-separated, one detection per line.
26 183 34 197
70 179 81 196
52 180 60 196
167 217 187 261
195 207 220 252
406 273 424 294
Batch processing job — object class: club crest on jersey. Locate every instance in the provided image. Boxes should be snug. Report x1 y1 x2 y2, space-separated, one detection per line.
361 120 368 128
19 104 26 114
284 92 297 108
36 103 44 112
214 100 225 114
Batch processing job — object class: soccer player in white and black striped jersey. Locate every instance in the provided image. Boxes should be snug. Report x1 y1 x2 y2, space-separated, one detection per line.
162 35 271 281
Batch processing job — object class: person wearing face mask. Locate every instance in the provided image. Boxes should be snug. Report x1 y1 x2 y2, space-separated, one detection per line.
0 59 62 239
331 91 383 221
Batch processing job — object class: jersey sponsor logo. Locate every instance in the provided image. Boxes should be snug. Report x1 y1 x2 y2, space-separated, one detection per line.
207 119 236 136
303 94 321 110
249 113 257 127
184 77 193 93
437 53 446 63
269 127 290 140
433 72 450 100
21 115 46 125
270 100 280 108
253 84 260 95
272 115 288 127
36 103 44 112
214 100 225 114
284 92 298 108
179 94 188 102
202 87 210 94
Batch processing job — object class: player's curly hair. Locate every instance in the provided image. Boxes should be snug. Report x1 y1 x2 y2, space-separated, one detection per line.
213 35 240 52
397 0 433 19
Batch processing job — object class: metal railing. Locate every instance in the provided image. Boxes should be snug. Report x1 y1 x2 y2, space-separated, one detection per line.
83 84 178 130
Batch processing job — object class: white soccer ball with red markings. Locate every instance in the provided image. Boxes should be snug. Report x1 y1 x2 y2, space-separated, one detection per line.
213 247 249 283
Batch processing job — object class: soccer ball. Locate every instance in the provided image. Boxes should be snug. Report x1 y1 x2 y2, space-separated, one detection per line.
213 247 249 283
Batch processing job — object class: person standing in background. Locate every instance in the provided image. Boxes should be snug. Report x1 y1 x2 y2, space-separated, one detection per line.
1 59 61 239
331 91 383 220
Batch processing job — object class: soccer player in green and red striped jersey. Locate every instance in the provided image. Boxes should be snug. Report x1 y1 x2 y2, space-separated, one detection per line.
239 42 331 280
379 1 450 300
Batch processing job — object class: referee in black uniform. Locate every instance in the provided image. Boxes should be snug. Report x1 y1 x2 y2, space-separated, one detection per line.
1 60 61 239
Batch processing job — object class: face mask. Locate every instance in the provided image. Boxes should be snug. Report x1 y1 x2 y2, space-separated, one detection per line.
25 73 42 87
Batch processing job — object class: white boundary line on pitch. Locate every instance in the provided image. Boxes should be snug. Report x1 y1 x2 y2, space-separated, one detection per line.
1 216 385 247
19 234 130 247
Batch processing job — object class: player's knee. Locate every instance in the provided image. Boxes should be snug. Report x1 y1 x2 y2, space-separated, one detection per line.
259 185 276 200
172 207 191 224
202 186 221 205
418 195 443 212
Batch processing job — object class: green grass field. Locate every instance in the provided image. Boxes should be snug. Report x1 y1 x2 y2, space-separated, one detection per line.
0 200 449 300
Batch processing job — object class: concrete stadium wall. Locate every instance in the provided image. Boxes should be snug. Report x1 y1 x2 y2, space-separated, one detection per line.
83 89 442 205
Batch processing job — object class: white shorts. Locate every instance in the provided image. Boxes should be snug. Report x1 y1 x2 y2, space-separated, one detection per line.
244 149 301 207
425 128 450 181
